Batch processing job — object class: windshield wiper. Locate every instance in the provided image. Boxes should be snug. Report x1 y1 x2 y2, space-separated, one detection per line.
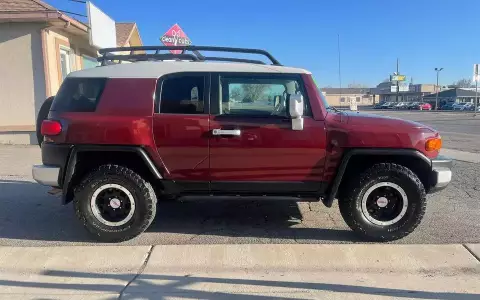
326 106 341 113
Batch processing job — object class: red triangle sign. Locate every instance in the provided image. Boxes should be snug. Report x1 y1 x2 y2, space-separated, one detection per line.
160 24 192 54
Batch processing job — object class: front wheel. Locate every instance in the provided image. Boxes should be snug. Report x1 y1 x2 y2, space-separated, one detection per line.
339 163 426 241
74 164 157 242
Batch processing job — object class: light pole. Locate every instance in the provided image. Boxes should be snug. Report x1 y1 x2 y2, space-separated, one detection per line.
434 68 443 110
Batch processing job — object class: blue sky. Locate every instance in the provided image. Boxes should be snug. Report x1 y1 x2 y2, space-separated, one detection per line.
46 0 479 87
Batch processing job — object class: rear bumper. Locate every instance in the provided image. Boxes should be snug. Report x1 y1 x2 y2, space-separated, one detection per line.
429 156 452 193
32 164 60 187
34 143 71 188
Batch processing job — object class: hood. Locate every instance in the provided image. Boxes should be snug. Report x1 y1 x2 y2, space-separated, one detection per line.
341 111 435 132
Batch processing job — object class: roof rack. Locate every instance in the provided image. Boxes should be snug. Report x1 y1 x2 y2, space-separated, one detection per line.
97 45 282 66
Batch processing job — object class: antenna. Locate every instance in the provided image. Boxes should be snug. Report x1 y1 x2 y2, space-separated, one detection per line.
337 33 342 106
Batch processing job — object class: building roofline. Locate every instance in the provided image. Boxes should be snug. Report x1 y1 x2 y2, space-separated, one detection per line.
116 22 143 47
0 0 88 33
31 0 57 10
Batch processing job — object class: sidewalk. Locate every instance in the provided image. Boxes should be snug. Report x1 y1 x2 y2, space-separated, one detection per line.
0 244 478 299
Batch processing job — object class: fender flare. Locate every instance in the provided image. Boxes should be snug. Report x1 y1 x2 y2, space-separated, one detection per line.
62 145 163 204
323 148 432 208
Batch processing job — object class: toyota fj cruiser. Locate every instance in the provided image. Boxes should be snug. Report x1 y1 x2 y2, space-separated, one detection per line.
33 46 452 242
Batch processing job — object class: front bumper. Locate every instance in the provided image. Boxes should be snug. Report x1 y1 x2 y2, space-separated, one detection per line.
429 156 452 193
32 165 60 187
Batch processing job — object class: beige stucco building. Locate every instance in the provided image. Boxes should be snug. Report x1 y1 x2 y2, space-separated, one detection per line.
0 0 142 144
321 88 376 107
374 82 437 103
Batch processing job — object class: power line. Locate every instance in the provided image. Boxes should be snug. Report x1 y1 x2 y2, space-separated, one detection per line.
59 9 87 18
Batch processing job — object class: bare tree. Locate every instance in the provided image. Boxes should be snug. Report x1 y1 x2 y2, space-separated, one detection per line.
347 83 369 88
241 84 268 103
451 78 475 88
229 87 242 100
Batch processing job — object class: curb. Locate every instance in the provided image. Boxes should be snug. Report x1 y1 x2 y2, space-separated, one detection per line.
0 244 478 299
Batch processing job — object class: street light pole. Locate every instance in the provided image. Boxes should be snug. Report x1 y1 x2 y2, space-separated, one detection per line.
475 77 478 117
434 68 443 110
396 58 399 103
475 64 478 117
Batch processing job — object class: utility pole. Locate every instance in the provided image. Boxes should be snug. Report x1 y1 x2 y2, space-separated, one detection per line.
474 64 479 117
434 68 443 110
337 33 342 107
475 79 478 117
396 58 399 102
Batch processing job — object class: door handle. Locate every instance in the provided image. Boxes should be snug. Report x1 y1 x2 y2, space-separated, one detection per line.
212 129 241 136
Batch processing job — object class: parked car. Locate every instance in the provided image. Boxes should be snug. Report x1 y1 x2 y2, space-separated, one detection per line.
461 103 479 111
380 102 393 109
33 45 452 243
407 102 419 109
413 102 432 110
373 103 384 109
452 103 468 110
394 102 408 109
385 102 398 109
440 103 454 110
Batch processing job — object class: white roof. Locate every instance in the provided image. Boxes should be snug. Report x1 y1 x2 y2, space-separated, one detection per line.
68 61 310 78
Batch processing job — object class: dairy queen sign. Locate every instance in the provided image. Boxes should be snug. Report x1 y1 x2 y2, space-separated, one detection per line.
160 24 192 54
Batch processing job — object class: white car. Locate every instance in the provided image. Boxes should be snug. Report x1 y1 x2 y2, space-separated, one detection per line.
452 103 468 110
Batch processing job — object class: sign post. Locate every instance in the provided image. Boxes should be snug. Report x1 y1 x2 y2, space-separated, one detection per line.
160 24 192 54
474 64 479 116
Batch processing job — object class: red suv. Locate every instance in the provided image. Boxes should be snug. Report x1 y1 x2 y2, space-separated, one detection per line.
33 46 452 242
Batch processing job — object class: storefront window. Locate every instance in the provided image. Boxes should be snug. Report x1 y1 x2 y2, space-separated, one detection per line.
82 55 99 69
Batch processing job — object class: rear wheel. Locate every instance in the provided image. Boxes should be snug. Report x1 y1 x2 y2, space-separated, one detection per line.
339 163 426 241
74 164 157 242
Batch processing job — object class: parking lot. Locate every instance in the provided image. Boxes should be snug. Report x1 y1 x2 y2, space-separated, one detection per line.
0 111 479 246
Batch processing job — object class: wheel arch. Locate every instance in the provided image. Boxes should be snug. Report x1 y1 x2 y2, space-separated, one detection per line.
323 148 432 207
62 145 163 204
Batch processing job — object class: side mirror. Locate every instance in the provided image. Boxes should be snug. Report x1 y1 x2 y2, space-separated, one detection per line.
289 94 304 130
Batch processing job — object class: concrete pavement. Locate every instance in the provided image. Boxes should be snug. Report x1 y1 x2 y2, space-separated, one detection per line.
1 145 479 246
0 244 478 299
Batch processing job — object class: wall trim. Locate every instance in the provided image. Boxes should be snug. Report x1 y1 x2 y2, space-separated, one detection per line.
54 37 70 85
41 29 51 97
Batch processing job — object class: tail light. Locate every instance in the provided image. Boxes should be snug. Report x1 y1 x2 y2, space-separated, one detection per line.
425 137 442 151
41 120 62 136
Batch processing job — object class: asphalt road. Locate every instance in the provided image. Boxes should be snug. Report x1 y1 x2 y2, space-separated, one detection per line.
0 111 479 246
363 110 480 153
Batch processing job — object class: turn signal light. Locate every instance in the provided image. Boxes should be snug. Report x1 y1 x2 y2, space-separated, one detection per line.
425 137 442 151
41 120 62 136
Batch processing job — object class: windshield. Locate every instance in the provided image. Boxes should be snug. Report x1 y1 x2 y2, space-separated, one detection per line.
318 89 330 109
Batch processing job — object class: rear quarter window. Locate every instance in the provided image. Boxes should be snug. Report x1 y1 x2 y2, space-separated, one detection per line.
51 78 106 112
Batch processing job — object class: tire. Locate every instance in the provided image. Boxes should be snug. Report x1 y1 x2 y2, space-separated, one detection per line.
338 163 426 242
74 164 157 242
36 96 54 146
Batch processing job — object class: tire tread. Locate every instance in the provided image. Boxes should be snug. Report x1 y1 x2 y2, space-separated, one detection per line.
339 163 426 241
73 164 157 242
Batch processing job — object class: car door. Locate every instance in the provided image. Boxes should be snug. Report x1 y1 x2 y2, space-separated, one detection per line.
152 72 210 191
208 73 327 195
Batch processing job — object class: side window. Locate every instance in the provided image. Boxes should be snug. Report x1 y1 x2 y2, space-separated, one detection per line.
159 75 205 114
218 75 311 117
51 78 106 112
